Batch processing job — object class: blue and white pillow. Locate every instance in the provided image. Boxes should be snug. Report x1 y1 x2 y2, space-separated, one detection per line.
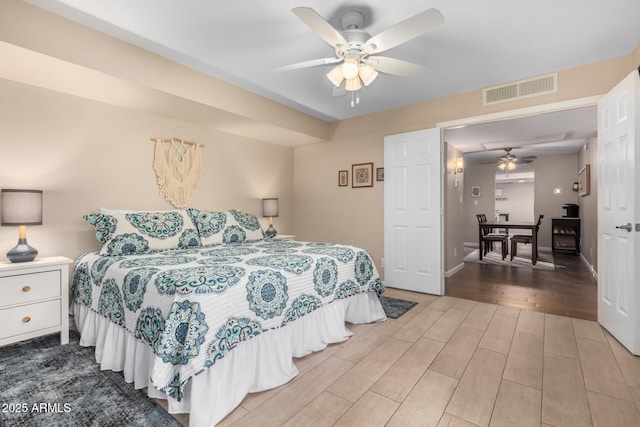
188 208 264 245
84 210 201 255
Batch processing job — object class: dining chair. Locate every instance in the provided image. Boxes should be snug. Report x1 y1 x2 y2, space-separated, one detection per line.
477 213 508 259
510 214 544 263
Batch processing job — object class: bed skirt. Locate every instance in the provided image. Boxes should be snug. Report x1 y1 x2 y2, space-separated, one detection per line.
71 291 386 427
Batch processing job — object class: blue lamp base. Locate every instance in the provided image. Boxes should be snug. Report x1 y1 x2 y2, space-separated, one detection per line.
7 238 38 263
265 224 277 238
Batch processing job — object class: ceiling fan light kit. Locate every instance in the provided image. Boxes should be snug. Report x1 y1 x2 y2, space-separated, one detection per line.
498 161 517 171
327 62 378 90
496 148 536 171
281 7 444 106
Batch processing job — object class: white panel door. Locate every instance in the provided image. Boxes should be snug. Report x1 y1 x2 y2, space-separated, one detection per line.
597 70 640 355
384 128 443 294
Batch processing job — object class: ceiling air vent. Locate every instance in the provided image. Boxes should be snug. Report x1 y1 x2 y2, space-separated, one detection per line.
483 73 558 105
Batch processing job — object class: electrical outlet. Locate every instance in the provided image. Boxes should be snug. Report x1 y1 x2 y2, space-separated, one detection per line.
453 247 457 257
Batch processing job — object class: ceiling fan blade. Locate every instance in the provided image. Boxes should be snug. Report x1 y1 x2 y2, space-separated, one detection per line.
271 57 342 72
363 8 444 54
365 56 423 76
292 7 348 48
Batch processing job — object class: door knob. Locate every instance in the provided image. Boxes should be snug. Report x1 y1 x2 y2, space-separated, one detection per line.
616 223 632 232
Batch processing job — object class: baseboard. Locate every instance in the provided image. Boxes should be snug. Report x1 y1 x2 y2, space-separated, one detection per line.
464 242 479 248
445 262 465 278
580 253 598 280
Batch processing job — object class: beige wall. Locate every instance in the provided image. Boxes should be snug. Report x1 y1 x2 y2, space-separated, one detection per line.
0 79 294 261
579 137 598 272
462 163 500 245
295 55 630 279
2 1 638 282
445 144 465 273
462 154 580 250
632 43 640 71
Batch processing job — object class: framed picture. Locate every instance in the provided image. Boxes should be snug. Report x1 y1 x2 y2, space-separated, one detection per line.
578 164 590 196
338 170 348 187
376 167 384 181
471 186 481 197
352 162 374 188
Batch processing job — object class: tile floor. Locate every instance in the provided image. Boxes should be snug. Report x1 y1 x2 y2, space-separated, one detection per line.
166 287 640 427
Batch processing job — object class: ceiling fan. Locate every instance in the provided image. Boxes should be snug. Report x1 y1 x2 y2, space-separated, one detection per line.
496 148 536 170
274 7 444 103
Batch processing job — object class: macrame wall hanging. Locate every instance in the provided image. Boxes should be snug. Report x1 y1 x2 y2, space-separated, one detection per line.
151 137 204 208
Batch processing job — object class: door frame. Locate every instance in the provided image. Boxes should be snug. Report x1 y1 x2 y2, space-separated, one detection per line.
436 95 603 280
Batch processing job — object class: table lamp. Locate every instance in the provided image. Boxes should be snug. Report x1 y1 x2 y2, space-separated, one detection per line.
1 189 43 263
262 198 278 238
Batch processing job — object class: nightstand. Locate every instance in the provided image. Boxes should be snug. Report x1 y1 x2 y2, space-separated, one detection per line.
0 256 73 347
273 235 296 241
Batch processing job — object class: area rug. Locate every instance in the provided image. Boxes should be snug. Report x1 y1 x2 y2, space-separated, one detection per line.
0 332 181 427
464 248 556 270
380 296 418 319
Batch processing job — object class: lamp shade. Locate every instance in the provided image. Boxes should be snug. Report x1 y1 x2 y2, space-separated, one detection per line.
327 65 344 88
358 64 378 86
1 189 43 225
262 198 279 218
345 77 362 92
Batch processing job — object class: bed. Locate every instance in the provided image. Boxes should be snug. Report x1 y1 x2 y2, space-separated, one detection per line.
71 208 386 426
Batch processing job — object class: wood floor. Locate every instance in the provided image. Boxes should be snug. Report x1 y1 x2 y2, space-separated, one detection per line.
165 284 640 427
446 250 598 321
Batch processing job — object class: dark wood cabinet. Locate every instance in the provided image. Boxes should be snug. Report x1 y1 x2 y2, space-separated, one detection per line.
552 218 580 255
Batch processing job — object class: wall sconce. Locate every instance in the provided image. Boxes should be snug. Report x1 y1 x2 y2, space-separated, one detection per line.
1 189 43 263
262 198 279 238
455 158 464 174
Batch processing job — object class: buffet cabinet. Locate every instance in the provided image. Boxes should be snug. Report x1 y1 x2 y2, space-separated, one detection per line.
552 218 580 255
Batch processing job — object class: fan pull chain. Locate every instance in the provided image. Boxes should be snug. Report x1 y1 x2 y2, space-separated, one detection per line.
350 89 360 108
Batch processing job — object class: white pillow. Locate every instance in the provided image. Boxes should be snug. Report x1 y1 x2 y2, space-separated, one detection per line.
85 210 201 255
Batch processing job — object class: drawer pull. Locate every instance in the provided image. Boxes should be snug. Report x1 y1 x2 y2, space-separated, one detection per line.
23 316 31 323
22 286 31 293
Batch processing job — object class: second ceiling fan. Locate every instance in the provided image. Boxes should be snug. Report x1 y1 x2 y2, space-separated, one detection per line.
496 148 536 170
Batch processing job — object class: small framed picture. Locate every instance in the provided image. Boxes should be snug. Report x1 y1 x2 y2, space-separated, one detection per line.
578 164 590 196
376 167 384 181
471 186 481 197
338 170 348 187
352 162 374 188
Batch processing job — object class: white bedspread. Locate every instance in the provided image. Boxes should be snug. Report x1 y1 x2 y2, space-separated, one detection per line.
72 291 385 426
70 239 386 426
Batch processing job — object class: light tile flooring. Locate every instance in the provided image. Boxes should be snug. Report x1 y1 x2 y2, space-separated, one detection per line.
167 288 640 427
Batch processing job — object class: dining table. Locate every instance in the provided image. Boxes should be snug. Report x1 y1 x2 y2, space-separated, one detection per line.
478 221 539 264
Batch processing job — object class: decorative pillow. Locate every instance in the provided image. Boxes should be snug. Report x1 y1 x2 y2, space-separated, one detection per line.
187 208 264 245
187 208 227 246
228 209 265 242
84 210 201 255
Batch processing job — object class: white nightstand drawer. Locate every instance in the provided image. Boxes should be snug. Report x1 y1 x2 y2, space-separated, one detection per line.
0 270 61 308
0 299 62 341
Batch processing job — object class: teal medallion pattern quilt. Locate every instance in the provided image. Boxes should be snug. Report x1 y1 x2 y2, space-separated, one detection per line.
71 240 383 401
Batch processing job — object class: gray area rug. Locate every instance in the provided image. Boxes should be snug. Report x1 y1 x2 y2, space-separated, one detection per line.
0 331 181 427
464 248 557 270
380 296 418 319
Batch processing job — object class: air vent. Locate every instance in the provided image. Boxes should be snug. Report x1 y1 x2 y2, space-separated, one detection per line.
483 73 558 105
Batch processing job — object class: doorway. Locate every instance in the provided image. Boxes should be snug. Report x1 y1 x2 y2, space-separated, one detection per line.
439 97 599 319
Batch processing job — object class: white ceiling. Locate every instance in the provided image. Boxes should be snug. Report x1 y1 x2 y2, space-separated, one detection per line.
446 105 598 164
24 0 640 124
